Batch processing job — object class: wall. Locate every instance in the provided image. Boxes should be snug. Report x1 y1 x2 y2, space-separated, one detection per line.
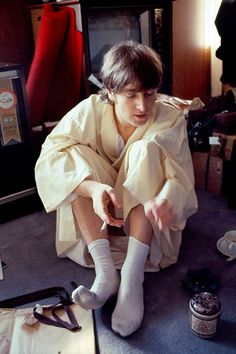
209 0 222 97
0 0 34 79
172 0 211 100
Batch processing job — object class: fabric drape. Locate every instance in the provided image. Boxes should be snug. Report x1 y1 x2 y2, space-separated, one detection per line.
26 4 83 128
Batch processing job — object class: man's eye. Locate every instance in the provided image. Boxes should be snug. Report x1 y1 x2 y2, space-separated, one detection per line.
145 91 155 97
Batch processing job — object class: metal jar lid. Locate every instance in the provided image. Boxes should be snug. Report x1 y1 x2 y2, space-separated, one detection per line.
190 292 221 317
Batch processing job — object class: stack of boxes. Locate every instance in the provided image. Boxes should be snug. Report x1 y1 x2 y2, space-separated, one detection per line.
191 132 236 208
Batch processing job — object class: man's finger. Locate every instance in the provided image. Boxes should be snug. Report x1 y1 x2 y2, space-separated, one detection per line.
108 189 122 209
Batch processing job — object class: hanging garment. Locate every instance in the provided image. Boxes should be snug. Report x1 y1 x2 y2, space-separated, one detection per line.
26 4 83 128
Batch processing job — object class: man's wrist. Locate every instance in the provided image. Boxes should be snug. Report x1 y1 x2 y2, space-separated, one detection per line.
75 179 98 197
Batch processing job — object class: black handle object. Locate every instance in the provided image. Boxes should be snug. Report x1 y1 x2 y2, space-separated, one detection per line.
0 286 81 331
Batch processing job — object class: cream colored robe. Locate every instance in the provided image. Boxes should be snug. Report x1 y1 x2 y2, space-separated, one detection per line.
35 94 198 271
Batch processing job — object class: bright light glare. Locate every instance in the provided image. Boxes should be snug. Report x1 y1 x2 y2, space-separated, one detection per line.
204 0 222 48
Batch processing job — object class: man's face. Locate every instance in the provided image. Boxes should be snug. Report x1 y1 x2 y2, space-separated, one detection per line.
109 83 157 129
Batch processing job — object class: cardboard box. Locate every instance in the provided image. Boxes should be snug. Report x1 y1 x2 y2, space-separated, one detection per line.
207 156 223 195
211 131 236 161
206 132 236 196
191 151 209 189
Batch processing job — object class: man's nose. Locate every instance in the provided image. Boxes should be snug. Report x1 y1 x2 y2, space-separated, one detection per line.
135 95 147 112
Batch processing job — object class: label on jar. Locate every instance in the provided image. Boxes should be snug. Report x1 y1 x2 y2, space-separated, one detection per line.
190 313 217 337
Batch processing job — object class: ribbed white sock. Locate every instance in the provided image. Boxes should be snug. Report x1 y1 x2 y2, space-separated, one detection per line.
72 239 119 310
111 236 150 337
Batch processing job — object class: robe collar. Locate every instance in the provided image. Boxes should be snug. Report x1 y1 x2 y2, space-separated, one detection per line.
101 102 157 168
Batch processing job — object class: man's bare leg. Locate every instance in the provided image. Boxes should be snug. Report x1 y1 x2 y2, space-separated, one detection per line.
72 195 109 244
112 204 152 336
71 196 120 309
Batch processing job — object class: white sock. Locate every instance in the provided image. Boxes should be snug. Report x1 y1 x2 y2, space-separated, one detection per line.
111 236 150 337
72 239 119 310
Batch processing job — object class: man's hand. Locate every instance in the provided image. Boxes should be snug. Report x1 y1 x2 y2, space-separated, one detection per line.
144 196 174 231
75 180 124 228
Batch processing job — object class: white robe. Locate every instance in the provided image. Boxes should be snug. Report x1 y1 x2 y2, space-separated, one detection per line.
35 94 198 271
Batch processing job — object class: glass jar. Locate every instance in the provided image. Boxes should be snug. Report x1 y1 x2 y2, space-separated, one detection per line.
189 292 222 339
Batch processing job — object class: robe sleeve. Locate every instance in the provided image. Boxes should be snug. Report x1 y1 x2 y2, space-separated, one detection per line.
154 106 198 230
158 159 198 230
35 95 102 212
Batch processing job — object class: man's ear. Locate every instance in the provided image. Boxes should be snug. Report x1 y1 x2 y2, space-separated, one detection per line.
107 90 116 103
